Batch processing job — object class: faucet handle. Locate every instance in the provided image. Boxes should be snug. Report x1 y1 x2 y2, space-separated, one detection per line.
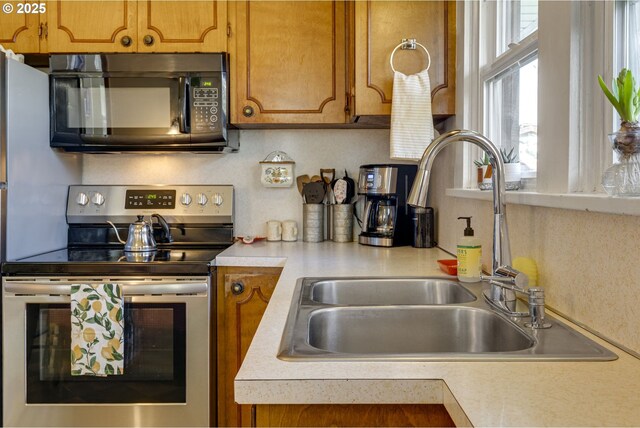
483 265 529 289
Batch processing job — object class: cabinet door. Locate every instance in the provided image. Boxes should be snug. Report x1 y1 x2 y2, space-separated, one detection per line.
217 266 283 427
48 0 137 52
230 0 347 124
137 0 227 53
0 1 44 53
353 1 456 117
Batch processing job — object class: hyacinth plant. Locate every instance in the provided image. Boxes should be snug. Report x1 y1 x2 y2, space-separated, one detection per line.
598 68 640 158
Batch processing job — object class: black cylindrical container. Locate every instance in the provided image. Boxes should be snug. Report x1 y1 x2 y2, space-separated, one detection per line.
412 207 435 248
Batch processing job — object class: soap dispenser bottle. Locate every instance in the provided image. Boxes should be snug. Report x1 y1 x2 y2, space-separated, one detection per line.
456 216 482 282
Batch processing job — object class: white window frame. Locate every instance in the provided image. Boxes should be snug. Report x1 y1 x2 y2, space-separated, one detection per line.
451 0 640 216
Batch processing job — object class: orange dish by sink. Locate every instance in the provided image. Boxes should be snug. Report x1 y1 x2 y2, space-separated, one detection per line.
437 259 458 275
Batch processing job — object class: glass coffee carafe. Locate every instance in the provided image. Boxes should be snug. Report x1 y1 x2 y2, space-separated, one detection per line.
375 200 395 236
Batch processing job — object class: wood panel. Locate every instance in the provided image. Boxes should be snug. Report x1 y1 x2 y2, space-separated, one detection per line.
254 404 456 427
47 0 137 52
137 0 227 52
353 0 456 117
0 1 43 53
217 266 283 427
230 0 347 124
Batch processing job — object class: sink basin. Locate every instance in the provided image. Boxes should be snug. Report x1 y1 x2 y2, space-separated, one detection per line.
310 278 476 305
308 306 533 354
278 277 618 361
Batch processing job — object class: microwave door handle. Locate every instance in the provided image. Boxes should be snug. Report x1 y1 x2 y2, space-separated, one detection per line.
178 77 191 133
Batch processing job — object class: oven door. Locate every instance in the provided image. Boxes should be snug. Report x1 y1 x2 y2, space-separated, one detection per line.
2 277 210 427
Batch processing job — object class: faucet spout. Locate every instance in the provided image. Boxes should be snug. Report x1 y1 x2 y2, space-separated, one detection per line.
408 130 517 309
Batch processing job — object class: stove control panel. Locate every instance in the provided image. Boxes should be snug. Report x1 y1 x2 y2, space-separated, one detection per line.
67 185 234 224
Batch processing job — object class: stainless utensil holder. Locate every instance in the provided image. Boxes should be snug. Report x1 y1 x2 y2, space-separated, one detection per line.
332 204 353 242
303 204 324 243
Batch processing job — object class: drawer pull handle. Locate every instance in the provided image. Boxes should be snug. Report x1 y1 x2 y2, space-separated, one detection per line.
143 35 155 46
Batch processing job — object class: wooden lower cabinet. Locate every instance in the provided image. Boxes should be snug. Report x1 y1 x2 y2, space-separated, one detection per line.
216 266 283 427
253 404 456 427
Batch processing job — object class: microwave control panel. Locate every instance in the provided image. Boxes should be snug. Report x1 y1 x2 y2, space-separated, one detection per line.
191 78 223 134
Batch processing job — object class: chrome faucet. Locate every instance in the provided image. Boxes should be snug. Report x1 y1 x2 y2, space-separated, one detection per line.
408 129 549 328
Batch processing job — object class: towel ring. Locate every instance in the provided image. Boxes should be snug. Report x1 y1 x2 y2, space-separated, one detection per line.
389 39 431 73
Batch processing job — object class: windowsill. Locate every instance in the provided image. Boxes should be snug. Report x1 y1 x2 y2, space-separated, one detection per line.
445 188 640 216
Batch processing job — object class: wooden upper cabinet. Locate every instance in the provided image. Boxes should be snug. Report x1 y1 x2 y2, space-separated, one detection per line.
352 0 456 118
48 1 226 53
229 1 347 124
137 1 227 52
48 0 137 52
0 1 46 53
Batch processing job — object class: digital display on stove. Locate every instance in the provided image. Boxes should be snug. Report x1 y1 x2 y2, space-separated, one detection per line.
125 190 176 209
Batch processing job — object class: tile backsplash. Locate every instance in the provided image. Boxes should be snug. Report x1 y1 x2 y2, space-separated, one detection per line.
82 129 399 237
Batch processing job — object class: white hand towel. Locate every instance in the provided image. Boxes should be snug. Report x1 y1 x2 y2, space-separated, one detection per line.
389 68 434 160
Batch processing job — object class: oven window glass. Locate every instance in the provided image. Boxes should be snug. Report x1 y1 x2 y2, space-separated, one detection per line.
25 303 186 404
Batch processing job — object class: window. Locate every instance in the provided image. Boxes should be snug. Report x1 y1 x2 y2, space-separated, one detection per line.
455 0 640 214
616 0 640 79
480 0 539 187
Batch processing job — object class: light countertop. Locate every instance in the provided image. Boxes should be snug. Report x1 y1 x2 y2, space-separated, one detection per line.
216 241 640 427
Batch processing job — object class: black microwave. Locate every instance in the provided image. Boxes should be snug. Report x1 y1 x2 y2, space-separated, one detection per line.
49 53 238 153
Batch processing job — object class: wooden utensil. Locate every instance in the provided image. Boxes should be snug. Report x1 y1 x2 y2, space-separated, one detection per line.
320 168 335 185
296 175 310 195
310 175 323 183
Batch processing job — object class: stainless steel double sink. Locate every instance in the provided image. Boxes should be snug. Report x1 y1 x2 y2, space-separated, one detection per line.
278 277 618 361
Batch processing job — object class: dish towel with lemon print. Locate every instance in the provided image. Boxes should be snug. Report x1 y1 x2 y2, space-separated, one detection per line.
70 283 124 376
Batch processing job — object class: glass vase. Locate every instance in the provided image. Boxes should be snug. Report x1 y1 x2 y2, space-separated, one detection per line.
601 131 640 197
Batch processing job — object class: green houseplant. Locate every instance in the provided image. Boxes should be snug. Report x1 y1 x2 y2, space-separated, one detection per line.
500 147 522 190
598 68 640 157
474 152 492 190
474 148 521 190
598 68 640 195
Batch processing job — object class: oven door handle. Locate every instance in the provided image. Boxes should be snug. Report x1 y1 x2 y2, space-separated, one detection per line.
4 282 208 296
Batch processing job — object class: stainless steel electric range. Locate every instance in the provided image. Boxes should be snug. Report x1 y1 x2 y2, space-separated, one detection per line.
1 185 234 427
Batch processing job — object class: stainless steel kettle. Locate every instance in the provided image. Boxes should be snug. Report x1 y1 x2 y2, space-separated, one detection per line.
107 215 157 252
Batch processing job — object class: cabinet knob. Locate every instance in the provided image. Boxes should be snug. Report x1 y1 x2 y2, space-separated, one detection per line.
143 35 155 46
120 36 133 47
231 281 245 295
242 106 255 117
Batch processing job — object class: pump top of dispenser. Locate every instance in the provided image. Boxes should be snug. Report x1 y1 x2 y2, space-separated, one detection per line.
458 216 475 237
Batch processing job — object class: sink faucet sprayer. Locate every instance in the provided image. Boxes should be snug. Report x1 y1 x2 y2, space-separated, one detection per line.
408 129 550 329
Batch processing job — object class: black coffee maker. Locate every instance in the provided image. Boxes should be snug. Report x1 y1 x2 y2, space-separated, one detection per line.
358 164 417 247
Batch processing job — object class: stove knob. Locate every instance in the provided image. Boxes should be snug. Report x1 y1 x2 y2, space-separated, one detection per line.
196 193 208 206
76 192 89 206
181 193 192 206
91 192 105 206
212 193 224 206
